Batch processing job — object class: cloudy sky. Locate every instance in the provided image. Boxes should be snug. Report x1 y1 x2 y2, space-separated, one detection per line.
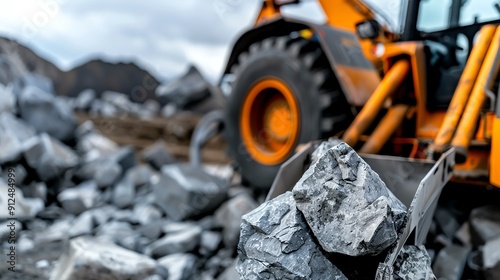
0 0 328 83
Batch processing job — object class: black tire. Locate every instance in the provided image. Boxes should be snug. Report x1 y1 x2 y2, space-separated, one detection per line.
225 36 350 189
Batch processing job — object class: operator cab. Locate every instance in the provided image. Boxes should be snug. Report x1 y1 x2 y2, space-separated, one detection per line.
407 0 500 110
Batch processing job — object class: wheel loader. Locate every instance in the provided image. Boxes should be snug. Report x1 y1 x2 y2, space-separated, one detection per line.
221 0 500 192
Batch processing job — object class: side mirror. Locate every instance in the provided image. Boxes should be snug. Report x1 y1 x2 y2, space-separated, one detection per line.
356 19 381 40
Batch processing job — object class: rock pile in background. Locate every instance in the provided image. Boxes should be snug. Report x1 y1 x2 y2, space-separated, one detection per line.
0 78 257 280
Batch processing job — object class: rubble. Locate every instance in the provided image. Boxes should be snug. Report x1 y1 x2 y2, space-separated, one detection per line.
49 237 157 280
0 112 36 164
153 164 228 221
74 89 96 111
292 142 407 256
215 193 258 249
237 192 347 279
392 245 435 280
76 120 119 161
0 83 16 114
18 85 76 141
68 211 94 238
0 182 44 219
200 231 222 255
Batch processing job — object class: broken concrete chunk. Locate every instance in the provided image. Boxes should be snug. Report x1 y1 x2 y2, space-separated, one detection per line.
23 134 79 182
215 193 257 249
432 244 470 280
392 245 435 280
153 164 228 221
470 205 500 246
75 158 123 188
0 183 44 219
141 140 177 170
76 123 119 162
157 253 197 280
111 146 137 173
145 225 202 258
311 139 342 164
19 85 76 141
133 203 163 225
292 142 407 256
49 236 157 280
57 181 98 215
483 236 500 280
35 218 73 244
237 192 347 280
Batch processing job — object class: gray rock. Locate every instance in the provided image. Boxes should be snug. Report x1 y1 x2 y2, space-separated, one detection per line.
112 177 135 208
237 192 347 280
153 164 228 221
3 164 28 187
470 205 500 246
68 211 95 238
455 222 471 246
35 218 73 244
57 181 98 215
133 203 163 225
217 260 239 280
0 220 22 242
127 164 154 187
0 182 44 219
76 122 119 162
215 193 257 249
432 244 470 280
74 89 96 111
145 225 202 258
311 139 342 164
434 206 461 240
162 221 198 235
111 146 137 173
483 236 500 280
140 222 163 240
157 253 197 280
17 234 35 253
392 245 436 280
18 85 76 141
141 140 176 170
96 221 134 244
143 275 164 280
21 73 55 93
200 231 222 255
75 158 123 188
155 65 212 109
49 236 157 280
0 83 16 114
292 142 407 256
23 134 79 182
21 181 47 202
0 113 36 164
89 205 117 226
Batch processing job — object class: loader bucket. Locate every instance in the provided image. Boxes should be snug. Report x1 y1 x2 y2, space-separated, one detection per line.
266 142 455 278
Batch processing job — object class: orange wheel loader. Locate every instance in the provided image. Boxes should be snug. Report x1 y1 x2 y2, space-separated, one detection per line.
220 0 500 191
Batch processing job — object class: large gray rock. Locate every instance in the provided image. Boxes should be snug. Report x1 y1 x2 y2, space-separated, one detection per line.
392 245 435 280
112 176 135 209
483 236 500 280
57 181 98 215
18 85 76 141
470 205 500 246
35 218 73 244
49 237 157 280
237 192 347 280
0 113 36 164
75 158 122 188
215 193 258 249
145 225 202 258
292 143 407 256
68 211 95 238
157 253 197 280
23 134 79 182
153 164 228 221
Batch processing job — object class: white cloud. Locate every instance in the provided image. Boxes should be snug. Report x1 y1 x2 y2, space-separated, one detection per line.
0 0 261 82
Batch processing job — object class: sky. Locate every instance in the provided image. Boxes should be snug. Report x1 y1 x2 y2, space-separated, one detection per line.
0 0 326 83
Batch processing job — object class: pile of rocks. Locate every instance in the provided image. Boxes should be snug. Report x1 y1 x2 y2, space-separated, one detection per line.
0 80 258 280
236 142 434 279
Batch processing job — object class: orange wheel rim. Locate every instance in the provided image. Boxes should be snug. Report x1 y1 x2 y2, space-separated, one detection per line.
240 78 300 165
